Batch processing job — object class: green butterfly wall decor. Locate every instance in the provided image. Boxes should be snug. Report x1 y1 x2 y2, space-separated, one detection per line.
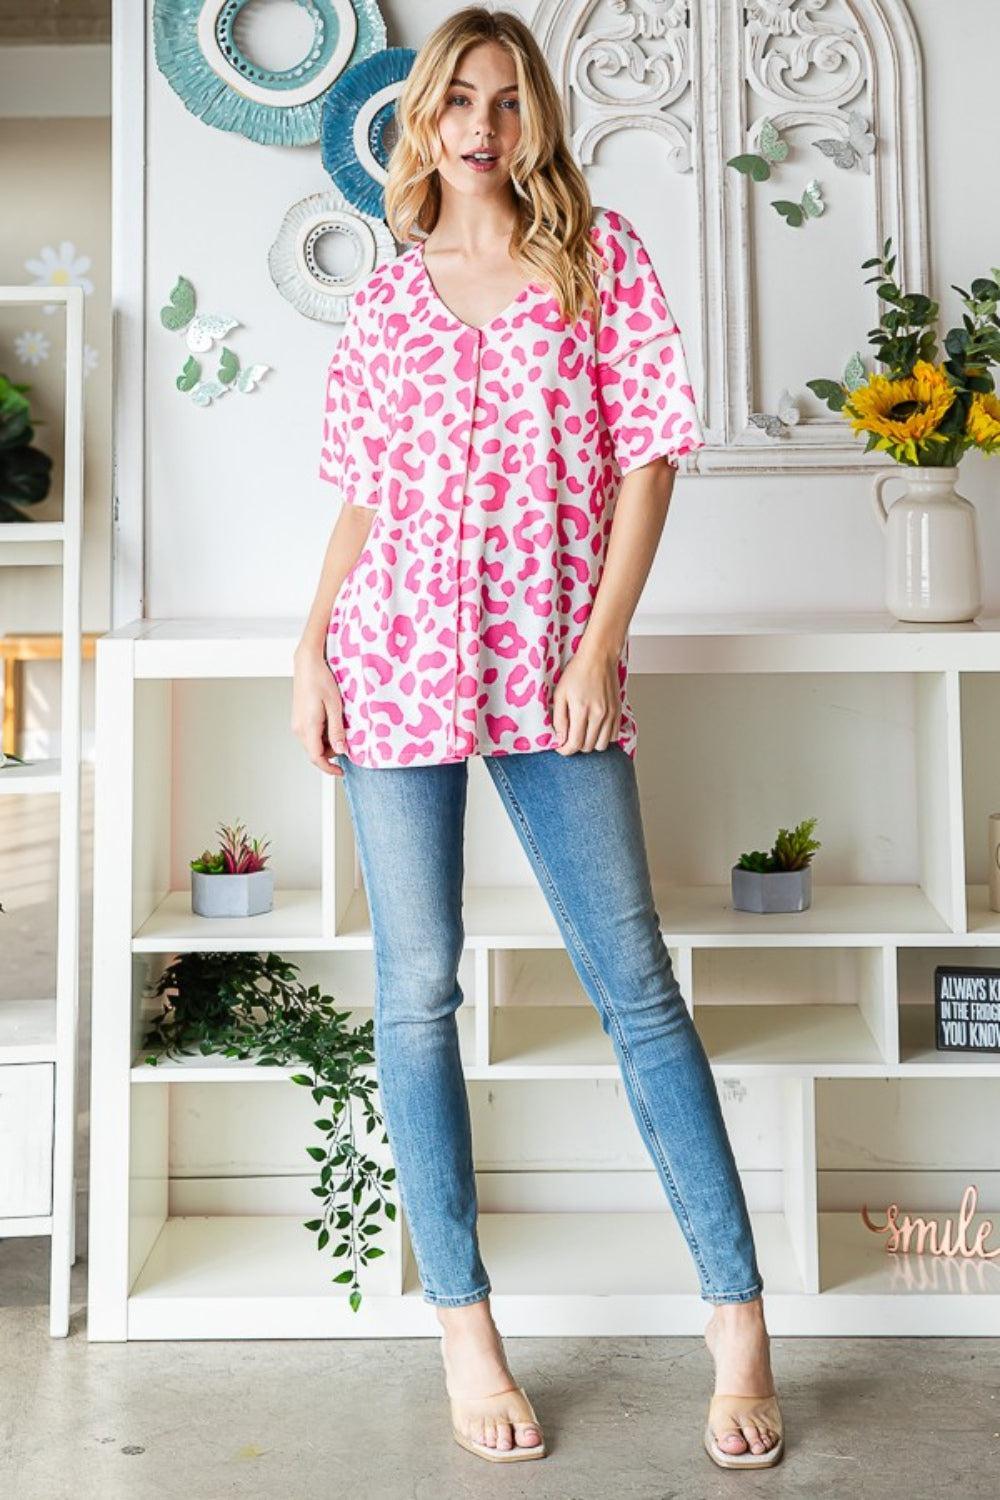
806 353 868 413
772 179 825 228
727 118 789 182
842 351 867 390
160 275 271 406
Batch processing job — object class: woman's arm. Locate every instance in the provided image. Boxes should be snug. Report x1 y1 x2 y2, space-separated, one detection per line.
552 457 676 753
295 503 376 659
292 504 376 775
581 457 676 659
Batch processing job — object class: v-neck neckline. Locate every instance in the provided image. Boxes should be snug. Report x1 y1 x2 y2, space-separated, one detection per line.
414 239 545 334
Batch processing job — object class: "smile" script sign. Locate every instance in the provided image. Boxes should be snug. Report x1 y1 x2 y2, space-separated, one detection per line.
861 1184 1000 1259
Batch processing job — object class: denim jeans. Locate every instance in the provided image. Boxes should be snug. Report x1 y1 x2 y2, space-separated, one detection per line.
336 744 764 1308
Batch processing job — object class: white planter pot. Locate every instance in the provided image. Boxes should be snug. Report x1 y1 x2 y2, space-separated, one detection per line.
872 465 983 623
191 869 274 918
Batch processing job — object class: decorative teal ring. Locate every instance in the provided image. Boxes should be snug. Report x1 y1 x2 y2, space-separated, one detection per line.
153 0 387 146
321 46 415 216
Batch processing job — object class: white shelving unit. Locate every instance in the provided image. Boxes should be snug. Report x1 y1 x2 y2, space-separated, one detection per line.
87 613 1000 1340
0 284 85 1336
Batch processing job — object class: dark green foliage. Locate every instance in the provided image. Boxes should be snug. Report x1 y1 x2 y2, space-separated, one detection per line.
807 239 1000 465
737 817 821 872
142 950 394 1313
0 374 53 522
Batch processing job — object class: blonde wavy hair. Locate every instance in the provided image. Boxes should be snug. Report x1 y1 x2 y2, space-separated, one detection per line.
383 5 606 329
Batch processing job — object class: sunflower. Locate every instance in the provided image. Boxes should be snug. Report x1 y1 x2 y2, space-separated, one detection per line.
967 391 1000 452
844 360 955 445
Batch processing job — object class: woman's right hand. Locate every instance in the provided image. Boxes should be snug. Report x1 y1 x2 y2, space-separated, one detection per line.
292 644 348 778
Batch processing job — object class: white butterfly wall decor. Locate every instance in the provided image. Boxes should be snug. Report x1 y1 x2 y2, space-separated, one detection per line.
814 112 877 172
749 390 801 438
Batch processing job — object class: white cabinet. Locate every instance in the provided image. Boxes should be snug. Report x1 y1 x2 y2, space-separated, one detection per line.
0 1063 54 1220
87 616 1000 1341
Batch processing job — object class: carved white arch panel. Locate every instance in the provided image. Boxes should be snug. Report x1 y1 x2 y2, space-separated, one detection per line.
535 0 929 474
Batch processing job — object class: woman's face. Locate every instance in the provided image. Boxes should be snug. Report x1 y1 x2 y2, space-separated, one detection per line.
432 41 523 200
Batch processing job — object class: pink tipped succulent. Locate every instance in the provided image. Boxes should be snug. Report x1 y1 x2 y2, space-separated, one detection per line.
216 820 271 874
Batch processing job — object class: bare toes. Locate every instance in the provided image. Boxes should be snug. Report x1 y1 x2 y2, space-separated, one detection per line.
741 1421 765 1454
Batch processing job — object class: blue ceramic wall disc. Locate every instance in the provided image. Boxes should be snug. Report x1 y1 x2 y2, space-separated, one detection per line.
321 46 415 216
153 0 388 146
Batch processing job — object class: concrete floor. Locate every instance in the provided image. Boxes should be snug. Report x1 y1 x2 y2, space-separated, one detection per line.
2 767 997 1498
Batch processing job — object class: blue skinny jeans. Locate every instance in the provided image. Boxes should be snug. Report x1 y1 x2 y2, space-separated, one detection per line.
336 743 763 1308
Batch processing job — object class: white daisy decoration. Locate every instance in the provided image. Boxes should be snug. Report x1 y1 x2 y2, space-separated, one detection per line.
14 329 52 366
24 240 95 314
83 343 99 378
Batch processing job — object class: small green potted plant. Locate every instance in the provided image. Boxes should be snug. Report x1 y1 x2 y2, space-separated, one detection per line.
732 817 821 914
0 373 53 523
190 819 273 918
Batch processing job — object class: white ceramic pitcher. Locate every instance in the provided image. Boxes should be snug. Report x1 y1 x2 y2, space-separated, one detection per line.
872 465 983 623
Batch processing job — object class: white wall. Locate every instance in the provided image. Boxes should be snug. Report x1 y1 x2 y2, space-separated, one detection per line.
139 1 1000 622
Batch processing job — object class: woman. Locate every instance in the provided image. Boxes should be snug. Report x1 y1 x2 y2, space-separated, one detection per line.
292 5 784 1471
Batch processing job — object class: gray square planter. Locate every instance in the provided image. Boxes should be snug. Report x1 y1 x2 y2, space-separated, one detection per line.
191 869 274 918
731 864 812 914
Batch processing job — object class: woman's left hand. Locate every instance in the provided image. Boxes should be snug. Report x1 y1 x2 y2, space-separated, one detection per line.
551 641 622 754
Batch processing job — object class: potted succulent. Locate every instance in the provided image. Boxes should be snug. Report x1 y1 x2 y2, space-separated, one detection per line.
190 819 273 917
732 817 821 914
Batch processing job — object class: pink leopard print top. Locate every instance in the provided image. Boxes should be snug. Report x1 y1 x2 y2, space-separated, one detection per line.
318 206 705 769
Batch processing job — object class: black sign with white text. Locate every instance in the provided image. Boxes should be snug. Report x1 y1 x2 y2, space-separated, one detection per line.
935 965 1000 1052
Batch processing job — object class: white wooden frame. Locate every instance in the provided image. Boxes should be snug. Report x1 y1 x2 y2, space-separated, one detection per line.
0 284 85 1337
535 0 929 472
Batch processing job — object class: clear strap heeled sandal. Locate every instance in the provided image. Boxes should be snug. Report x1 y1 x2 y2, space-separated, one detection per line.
440 1333 547 1462
704 1390 785 1469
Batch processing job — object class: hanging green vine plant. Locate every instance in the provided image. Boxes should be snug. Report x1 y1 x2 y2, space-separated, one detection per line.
141 950 395 1312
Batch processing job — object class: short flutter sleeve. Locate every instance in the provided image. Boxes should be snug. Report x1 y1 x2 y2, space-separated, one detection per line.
593 209 706 475
318 300 385 509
